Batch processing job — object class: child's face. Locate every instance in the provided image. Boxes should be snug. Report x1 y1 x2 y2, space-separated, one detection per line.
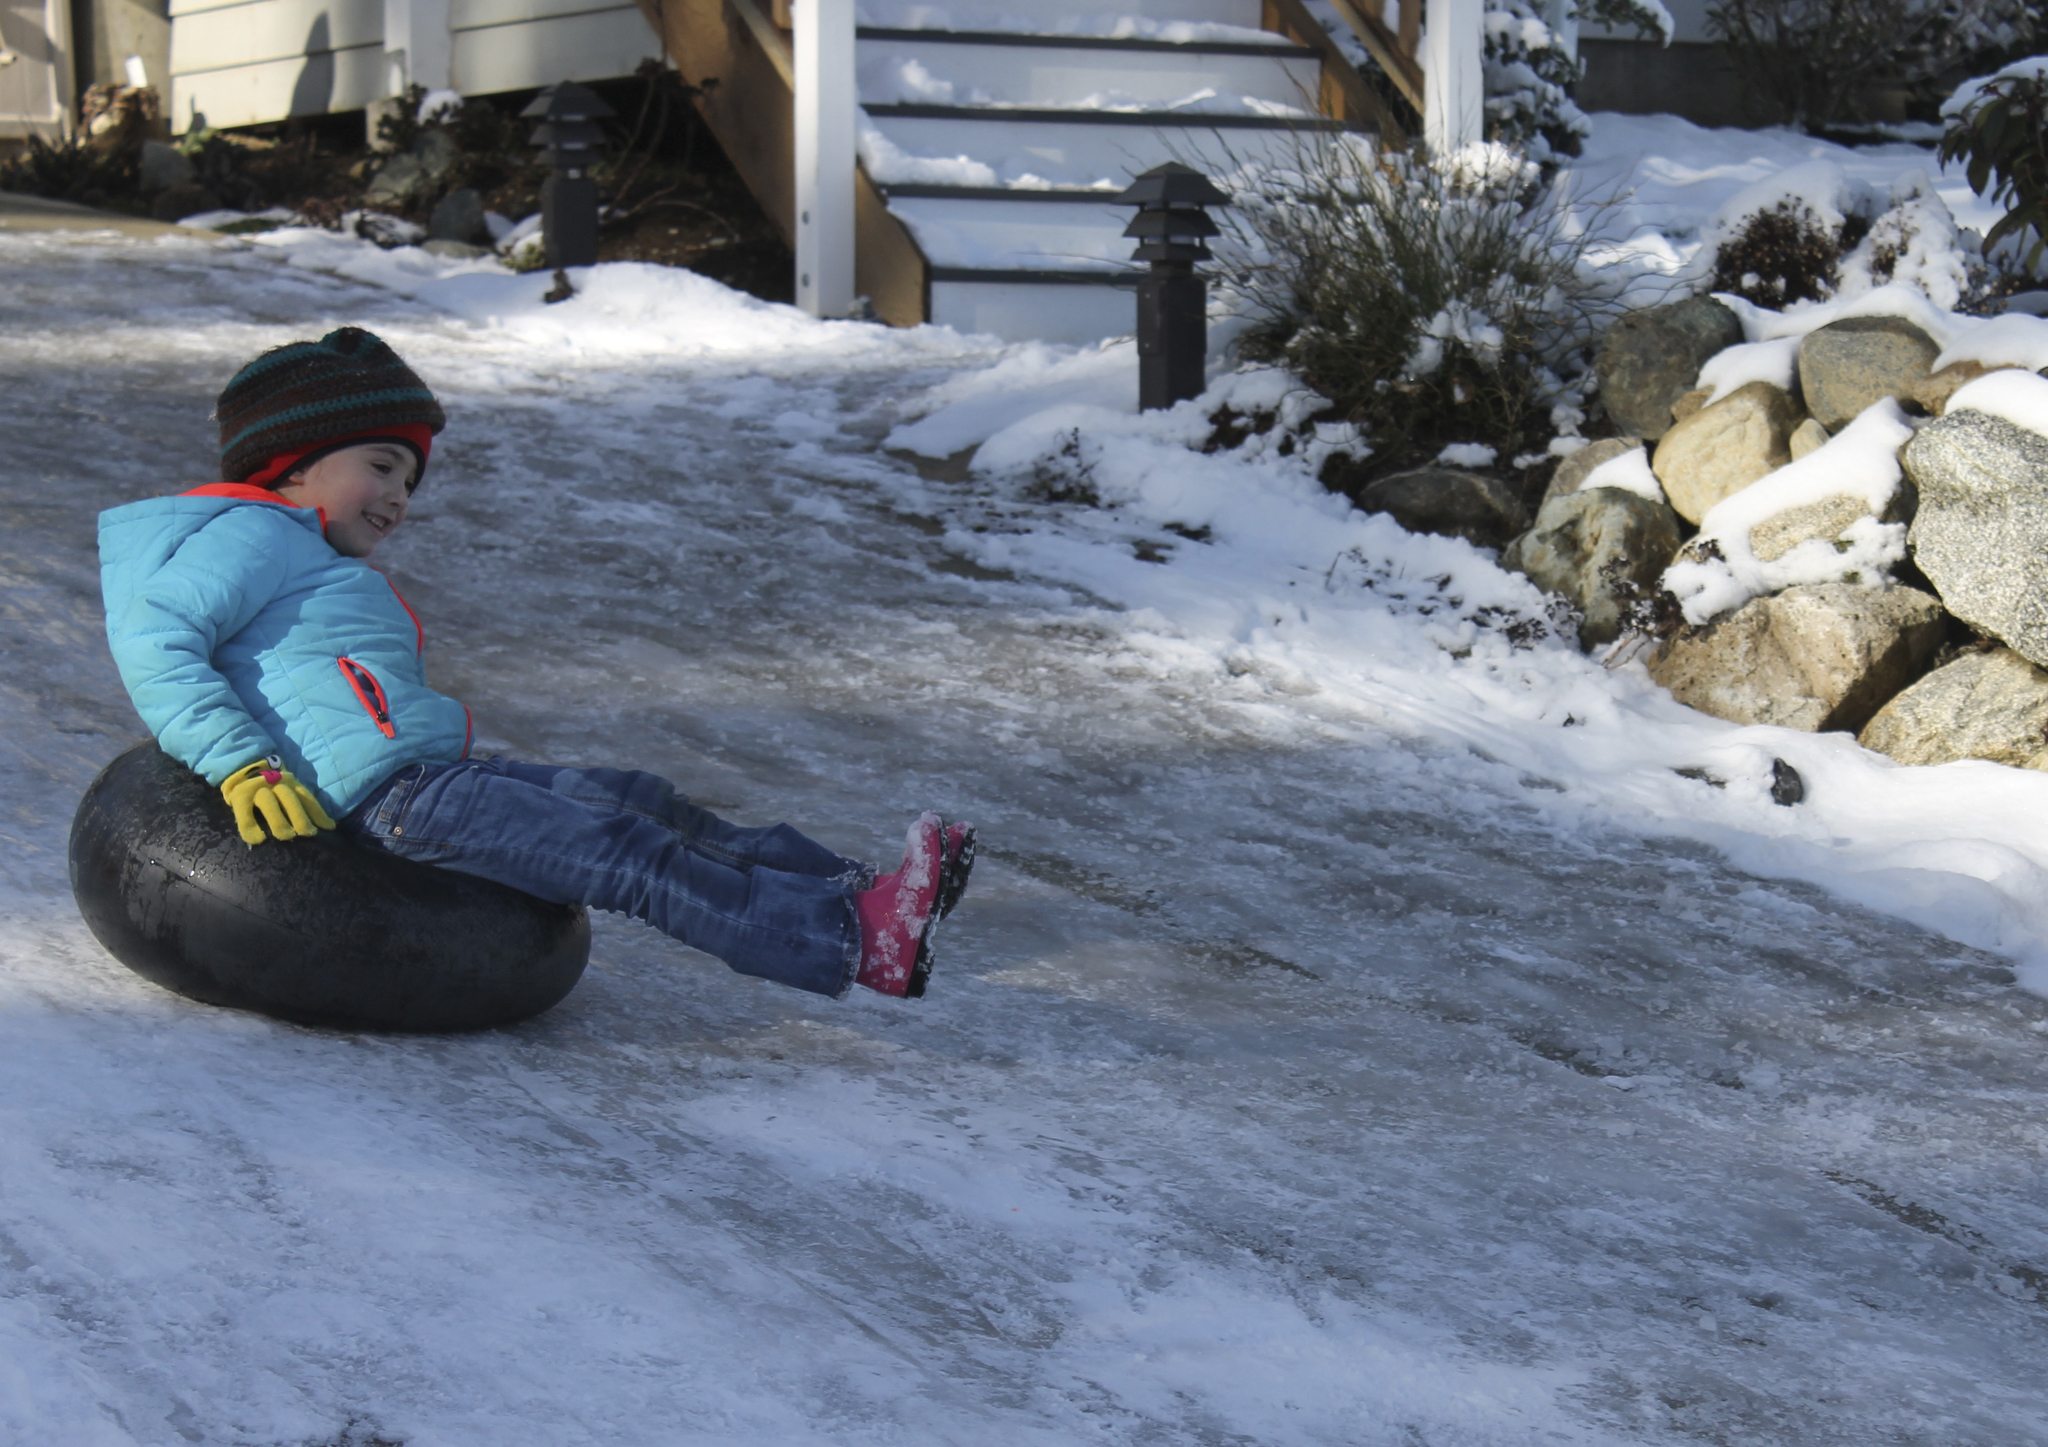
275 443 418 558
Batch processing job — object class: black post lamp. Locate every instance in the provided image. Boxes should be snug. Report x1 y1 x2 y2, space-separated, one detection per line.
522 82 616 269
1114 162 1230 411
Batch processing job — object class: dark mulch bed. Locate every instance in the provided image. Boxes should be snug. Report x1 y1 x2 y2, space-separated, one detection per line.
1 65 792 303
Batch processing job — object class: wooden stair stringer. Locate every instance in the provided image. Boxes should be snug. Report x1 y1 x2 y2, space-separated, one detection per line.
632 0 933 326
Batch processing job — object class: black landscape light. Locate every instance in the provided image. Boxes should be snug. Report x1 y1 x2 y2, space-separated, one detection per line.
1114 162 1230 411
523 81 616 270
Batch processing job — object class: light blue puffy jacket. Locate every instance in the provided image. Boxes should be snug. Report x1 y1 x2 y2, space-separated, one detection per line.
99 484 471 817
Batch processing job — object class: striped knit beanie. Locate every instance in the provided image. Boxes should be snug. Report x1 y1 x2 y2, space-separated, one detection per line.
216 326 446 488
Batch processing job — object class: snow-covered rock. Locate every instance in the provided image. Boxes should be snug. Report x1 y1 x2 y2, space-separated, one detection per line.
1535 435 1643 512
1747 489 1905 564
1648 582 1947 732
1502 485 1681 646
1661 400 1914 624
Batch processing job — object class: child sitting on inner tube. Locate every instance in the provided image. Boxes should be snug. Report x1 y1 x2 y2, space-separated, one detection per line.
96 326 973 1000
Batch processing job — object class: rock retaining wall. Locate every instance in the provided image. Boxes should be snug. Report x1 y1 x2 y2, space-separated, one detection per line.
1497 295 2048 772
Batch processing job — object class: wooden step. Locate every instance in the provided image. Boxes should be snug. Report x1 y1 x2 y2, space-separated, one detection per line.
854 0 1270 33
925 270 1136 346
861 104 1343 190
856 30 1319 112
885 193 1136 270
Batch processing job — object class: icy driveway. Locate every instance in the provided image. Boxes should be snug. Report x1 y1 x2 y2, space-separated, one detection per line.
3 227 2045 1446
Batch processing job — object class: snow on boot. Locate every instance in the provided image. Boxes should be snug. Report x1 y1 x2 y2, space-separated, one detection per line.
854 812 945 998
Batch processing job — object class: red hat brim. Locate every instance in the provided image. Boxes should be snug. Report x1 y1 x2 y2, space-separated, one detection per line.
243 423 437 488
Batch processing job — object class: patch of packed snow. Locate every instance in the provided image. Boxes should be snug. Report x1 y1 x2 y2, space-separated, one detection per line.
1437 441 1499 467
1697 334 1800 401
857 120 1003 188
852 0 1289 44
1941 51 2048 117
1945 367 2048 438
1576 445 1662 502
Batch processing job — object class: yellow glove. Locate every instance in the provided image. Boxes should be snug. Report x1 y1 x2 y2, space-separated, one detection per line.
221 755 337 845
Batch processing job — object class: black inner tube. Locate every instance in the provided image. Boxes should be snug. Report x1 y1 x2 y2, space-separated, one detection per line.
69 743 590 1032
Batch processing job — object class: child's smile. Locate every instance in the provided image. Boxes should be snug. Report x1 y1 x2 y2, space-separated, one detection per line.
274 443 419 558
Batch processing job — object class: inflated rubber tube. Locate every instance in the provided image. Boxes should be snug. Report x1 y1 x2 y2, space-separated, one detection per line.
69 743 591 1032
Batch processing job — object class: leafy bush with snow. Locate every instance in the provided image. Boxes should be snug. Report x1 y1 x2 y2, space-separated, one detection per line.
1482 0 1671 164
1218 136 1624 484
1706 0 2040 129
1938 58 2048 278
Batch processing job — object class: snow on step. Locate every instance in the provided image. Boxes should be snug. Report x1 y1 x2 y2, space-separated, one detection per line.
831 0 1347 343
887 195 1135 269
860 111 1331 190
856 35 1322 111
928 277 1134 345
856 0 1273 38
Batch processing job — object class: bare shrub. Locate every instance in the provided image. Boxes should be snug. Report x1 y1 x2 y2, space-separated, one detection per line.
1706 0 2040 129
1214 133 1626 482
1709 199 1857 306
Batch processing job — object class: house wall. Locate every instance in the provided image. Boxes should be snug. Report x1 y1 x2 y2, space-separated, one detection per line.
166 0 655 135
447 0 657 98
169 0 385 133
1576 0 1766 127
73 0 172 91
1577 39 1760 127
1 0 74 138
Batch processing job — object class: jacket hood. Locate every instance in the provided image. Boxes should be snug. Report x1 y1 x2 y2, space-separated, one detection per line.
99 485 322 616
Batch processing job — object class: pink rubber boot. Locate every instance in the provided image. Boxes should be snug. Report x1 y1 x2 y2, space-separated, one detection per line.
854 813 946 998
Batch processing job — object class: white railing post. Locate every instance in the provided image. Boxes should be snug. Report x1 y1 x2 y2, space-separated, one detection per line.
1423 0 1483 155
383 0 453 97
794 0 857 318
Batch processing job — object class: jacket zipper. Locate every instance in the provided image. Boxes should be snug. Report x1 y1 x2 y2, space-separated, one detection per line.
338 656 397 738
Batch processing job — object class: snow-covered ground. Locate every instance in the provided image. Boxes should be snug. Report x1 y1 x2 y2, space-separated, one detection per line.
2 111 2046 1445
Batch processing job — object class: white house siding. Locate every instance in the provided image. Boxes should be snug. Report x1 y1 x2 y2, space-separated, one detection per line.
1 0 74 139
167 0 652 135
448 1 656 96
169 0 385 132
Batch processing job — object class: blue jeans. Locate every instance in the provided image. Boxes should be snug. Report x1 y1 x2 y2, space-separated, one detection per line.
343 757 867 997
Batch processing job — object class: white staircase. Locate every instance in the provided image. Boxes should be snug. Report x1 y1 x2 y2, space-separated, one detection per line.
850 0 1348 343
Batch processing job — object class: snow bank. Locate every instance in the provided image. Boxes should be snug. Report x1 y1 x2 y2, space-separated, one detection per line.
887 347 2048 991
